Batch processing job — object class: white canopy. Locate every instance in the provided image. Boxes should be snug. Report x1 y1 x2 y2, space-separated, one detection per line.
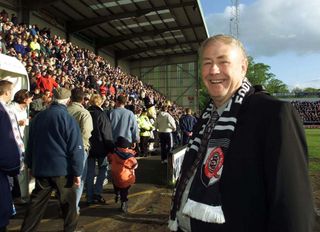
0 53 29 94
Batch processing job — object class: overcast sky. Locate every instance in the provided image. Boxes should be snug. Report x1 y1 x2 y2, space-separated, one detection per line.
200 0 320 89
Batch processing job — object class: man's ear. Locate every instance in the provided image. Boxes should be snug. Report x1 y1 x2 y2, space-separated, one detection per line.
5 89 11 97
241 58 248 76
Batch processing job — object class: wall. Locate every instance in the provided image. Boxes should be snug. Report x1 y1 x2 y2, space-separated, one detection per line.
130 54 200 111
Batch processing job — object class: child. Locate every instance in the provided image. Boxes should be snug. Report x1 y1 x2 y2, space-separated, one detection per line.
108 136 138 213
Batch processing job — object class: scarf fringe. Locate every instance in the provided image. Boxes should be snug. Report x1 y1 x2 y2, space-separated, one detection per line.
168 219 178 231
182 198 225 224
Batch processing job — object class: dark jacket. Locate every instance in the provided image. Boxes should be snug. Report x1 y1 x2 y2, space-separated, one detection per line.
88 105 114 157
179 114 197 145
177 93 314 232
0 102 20 227
25 102 84 177
179 114 197 134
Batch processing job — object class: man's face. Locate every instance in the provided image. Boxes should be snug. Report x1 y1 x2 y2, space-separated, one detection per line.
201 41 247 107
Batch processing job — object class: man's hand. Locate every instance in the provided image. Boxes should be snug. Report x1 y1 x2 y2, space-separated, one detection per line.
187 132 193 137
18 119 26 126
73 176 81 188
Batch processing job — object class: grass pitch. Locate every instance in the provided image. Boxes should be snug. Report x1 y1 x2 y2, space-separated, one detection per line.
306 129 320 172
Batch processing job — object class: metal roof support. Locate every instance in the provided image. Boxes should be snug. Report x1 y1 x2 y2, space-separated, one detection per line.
95 24 202 49
20 0 62 10
66 1 196 34
116 40 199 59
17 0 30 24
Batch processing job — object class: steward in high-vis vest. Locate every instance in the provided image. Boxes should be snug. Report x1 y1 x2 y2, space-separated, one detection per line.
137 108 154 157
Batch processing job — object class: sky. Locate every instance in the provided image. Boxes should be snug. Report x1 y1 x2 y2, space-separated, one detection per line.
199 0 320 90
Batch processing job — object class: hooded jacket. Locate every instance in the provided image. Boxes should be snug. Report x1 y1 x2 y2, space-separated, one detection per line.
108 148 137 188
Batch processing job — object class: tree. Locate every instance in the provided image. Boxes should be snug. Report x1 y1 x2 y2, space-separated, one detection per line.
291 87 303 95
246 57 272 86
303 87 319 93
246 56 288 93
266 78 289 94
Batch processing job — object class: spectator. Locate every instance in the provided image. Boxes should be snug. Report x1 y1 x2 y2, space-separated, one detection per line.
0 32 7 54
29 36 40 53
67 87 93 213
21 87 84 232
155 105 176 164
137 108 154 157
108 136 138 214
169 34 313 232
36 70 59 94
9 89 33 204
29 89 52 118
86 94 113 205
179 108 198 145
0 80 21 232
291 100 320 125
109 95 139 146
13 38 27 56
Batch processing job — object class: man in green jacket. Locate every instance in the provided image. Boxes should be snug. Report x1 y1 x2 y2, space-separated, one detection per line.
67 88 93 213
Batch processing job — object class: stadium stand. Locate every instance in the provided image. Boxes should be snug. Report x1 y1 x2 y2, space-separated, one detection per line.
0 9 185 120
291 100 320 126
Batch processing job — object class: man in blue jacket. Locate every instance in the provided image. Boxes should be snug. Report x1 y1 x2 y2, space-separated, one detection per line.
179 108 197 145
0 80 21 232
109 95 139 147
21 87 85 232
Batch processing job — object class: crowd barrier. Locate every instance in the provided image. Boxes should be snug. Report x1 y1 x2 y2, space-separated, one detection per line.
168 146 187 185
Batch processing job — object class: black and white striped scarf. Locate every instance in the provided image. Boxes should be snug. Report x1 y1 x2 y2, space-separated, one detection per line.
169 79 254 231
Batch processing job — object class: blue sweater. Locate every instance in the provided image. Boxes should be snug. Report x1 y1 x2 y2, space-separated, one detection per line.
109 107 139 143
25 102 84 177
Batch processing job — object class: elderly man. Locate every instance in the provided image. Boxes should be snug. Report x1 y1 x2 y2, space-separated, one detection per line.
0 80 21 232
169 35 314 232
21 87 84 232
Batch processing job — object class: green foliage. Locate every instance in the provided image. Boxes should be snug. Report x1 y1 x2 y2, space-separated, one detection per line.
266 78 289 94
199 87 209 110
304 87 320 93
246 57 272 86
246 56 289 94
291 87 303 94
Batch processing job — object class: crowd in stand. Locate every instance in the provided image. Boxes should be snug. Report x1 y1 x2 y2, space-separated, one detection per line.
2 9 318 126
0 8 198 153
0 9 201 231
291 100 320 124
0 9 185 119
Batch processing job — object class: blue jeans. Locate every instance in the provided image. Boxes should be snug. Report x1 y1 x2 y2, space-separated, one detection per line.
86 156 108 202
75 151 88 213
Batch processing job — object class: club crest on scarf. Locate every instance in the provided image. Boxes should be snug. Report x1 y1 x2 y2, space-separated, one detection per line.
201 147 224 186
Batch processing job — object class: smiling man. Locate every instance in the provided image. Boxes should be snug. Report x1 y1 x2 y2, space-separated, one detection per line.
169 35 314 232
